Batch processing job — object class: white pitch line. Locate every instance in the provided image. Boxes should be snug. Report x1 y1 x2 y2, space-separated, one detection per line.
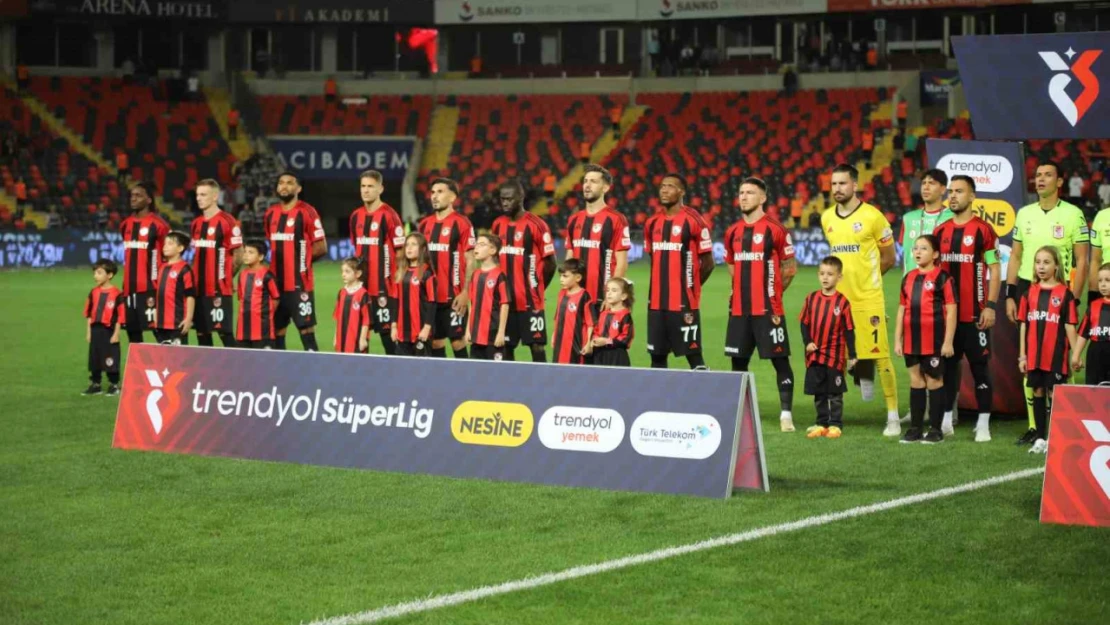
305 467 1044 625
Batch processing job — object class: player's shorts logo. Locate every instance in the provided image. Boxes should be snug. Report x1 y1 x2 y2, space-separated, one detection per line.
963 235 975 246
835 376 843 386
143 368 186 437
371 222 378 231
105 357 114 367
772 315 781 325
930 357 940 367
493 352 503 361
213 297 222 307
147 297 155 308
684 312 695 324
870 315 881 327
378 296 388 306
1039 49 1102 127
300 292 310 301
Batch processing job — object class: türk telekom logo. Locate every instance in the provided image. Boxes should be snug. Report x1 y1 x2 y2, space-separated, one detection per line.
1039 48 1102 127
143 368 186 437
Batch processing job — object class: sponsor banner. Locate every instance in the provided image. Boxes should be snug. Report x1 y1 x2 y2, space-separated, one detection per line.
29 0 224 19
953 32 1110 139
113 344 768 498
1041 385 1110 527
436 0 635 24
1 229 123 269
829 0 1031 11
269 136 415 181
928 138 1026 416
228 0 430 23
637 0 827 20
920 70 960 107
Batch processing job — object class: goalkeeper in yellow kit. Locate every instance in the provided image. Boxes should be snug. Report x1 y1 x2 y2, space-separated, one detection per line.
821 164 902 436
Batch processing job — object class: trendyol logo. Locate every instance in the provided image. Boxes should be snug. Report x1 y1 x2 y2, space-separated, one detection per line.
538 406 625 453
1039 47 1102 127
144 368 187 437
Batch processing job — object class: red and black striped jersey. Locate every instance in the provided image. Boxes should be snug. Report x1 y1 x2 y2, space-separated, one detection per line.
349 203 405 298
85 284 124 327
396 264 437 342
333 285 370 353
236 267 280 341
418 211 475 304
723 215 795 316
565 207 631 303
468 266 510 346
644 207 713 311
1019 283 1079 374
900 267 955 356
552 288 594 364
1079 297 1110 343
799 290 856 369
119 211 170 295
491 212 555 312
593 308 634 348
934 217 998 323
264 200 326 293
190 210 242 297
154 260 195 331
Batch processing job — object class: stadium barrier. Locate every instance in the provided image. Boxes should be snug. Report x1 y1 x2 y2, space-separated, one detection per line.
2 227 864 269
1040 384 1110 528
112 344 768 499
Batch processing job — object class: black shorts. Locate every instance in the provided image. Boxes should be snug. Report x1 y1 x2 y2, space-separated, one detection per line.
505 309 547 347
124 292 156 332
240 339 274 349
153 328 189 345
395 340 431 356
433 303 467 341
1028 369 1068 391
804 363 847 396
369 295 396 334
951 322 990 363
647 309 702 356
274 290 317 331
194 295 234 334
1086 341 1110 385
88 325 121 373
471 345 506 361
724 314 792 359
593 347 630 367
905 354 945 379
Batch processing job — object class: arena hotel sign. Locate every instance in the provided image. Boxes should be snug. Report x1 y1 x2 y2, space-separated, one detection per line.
30 0 221 18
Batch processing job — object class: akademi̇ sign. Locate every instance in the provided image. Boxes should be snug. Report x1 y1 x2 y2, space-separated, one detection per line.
114 345 767 498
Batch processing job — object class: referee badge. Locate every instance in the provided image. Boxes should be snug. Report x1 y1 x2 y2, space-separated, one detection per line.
1053 225 1065 239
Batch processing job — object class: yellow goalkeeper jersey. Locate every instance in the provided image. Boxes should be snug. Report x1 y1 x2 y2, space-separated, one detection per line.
821 200 894 307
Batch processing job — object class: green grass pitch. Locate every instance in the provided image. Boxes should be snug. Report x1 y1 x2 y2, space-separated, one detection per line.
2 262 1107 625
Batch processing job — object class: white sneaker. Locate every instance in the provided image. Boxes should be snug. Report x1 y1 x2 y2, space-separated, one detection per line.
942 421 955 438
883 420 901 438
974 425 991 443
860 378 875 401
780 417 796 433
1029 438 1048 454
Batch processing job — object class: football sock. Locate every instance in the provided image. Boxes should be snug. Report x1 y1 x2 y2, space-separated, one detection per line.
218 333 237 348
772 357 795 412
977 413 991 429
275 335 287 350
196 334 214 347
828 394 844 428
943 357 960 409
686 353 706 369
1025 380 1035 429
1032 394 1048 439
431 346 447 358
942 410 953 432
877 357 899 413
731 356 751 371
378 332 396 355
502 348 516 361
650 354 668 369
89 371 102 384
530 347 546 363
971 361 993 415
300 332 318 352
928 388 944 432
107 372 120 384
910 387 927 429
126 330 143 344
453 347 469 359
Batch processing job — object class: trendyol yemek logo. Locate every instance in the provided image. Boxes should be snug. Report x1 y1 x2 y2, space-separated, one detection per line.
935 154 1014 194
538 406 625 453
1039 47 1102 127
144 368 187 437
630 411 722 460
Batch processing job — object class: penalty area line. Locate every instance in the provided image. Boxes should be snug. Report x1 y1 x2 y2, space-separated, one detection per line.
303 467 1044 625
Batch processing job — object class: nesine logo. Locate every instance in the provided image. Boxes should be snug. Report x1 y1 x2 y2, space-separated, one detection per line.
451 401 534 447
537 406 625 453
1039 48 1102 127
143 368 187 437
